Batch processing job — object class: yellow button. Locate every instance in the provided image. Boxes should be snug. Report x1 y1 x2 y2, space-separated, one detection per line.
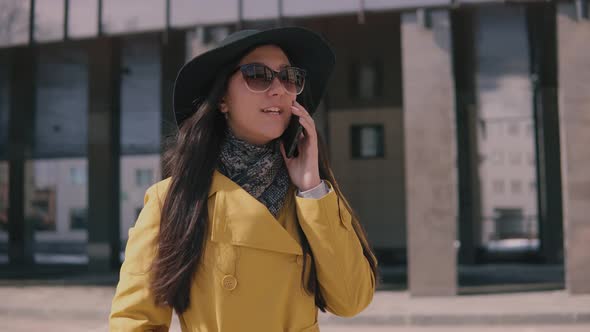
221 275 237 290
296 255 304 266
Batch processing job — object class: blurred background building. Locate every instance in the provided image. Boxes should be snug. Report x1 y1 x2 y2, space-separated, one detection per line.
0 0 589 297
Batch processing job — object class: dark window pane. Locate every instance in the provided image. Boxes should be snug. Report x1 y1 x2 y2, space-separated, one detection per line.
120 35 161 154
34 46 88 158
70 207 88 230
351 124 384 159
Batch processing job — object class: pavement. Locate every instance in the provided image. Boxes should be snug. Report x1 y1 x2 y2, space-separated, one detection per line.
1 285 590 331
1 263 589 331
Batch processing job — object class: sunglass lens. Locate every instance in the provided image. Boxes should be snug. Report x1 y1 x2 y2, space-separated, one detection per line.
241 64 306 95
242 65 273 92
279 67 305 94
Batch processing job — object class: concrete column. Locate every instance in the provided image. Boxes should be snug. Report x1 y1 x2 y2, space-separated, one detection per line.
557 3 590 294
401 10 458 296
7 47 36 266
87 37 121 272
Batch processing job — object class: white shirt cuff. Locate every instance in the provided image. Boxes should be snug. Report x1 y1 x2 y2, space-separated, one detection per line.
296 180 330 199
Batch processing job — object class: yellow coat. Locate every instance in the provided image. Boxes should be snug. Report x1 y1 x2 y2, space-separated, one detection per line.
109 169 375 331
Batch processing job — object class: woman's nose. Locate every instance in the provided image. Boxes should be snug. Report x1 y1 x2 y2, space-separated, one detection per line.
267 76 286 96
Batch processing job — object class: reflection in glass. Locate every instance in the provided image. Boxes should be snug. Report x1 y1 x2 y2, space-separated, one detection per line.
35 0 65 42
121 35 161 154
0 0 30 46
475 6 539 251
27 159 88 264
119 35 161 251
68 0 98 38
35 46 88 158
32 44 88 264
103 0 165 34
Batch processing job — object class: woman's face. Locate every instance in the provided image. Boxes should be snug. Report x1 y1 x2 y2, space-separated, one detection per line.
221 45 296 145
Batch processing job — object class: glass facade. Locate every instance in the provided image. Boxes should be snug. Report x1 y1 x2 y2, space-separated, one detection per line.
475 6 539 250
34 46 88 158
30 45 89 263
119 35 162 248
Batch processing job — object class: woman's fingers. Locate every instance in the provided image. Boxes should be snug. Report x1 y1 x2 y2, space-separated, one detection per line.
291 106 316 138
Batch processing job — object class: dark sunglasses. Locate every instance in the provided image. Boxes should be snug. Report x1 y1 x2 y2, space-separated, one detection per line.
233 63 306 95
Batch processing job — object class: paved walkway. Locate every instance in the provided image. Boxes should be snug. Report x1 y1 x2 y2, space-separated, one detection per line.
1 284 589 331
0 263 587 331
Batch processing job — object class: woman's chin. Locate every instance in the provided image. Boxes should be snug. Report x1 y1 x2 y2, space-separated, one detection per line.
262 126 288 141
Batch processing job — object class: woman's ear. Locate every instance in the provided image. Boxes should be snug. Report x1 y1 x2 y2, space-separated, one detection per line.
219 98 228 113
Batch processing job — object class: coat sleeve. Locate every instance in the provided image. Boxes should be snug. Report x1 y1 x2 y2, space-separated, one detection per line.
294 180 376 317
109 183 173 331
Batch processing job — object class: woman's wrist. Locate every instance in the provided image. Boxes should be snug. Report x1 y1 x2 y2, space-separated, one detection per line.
297 180 329 199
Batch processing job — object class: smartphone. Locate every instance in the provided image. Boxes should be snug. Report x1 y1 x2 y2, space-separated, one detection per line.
281 82 315 158
281 116 304 159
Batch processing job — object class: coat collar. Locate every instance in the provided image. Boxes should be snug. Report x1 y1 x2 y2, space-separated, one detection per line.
208 169 303 256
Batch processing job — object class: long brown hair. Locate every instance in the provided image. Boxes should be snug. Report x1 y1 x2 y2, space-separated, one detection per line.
151 51 379 314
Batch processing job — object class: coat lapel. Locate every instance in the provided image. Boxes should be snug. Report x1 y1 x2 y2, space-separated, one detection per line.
208 170 303 256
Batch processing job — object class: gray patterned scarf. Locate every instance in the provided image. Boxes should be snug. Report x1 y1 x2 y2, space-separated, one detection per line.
217 128 290 218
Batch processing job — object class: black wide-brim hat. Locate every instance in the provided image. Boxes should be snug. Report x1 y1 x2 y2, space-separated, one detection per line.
172 26 336 127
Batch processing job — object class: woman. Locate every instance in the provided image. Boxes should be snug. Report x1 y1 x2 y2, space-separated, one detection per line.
109 27 378 332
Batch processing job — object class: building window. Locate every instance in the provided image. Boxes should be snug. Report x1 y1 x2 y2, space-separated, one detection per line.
135 169 153 187
493 207 524 239
70 167 87 185
29 188 55 231
490 150 504 165
492 179 505 194
351 125 385 159
70 207 88 230
509 151 522 165
511 180 522 194
349 59 383 100
507 122 520 136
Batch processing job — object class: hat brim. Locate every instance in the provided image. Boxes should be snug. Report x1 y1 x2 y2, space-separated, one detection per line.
172 27 336 127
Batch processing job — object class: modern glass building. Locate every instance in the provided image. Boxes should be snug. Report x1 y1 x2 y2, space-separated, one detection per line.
1 0 589 296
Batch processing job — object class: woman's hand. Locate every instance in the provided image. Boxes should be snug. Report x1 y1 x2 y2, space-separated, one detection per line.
280 101 321 192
